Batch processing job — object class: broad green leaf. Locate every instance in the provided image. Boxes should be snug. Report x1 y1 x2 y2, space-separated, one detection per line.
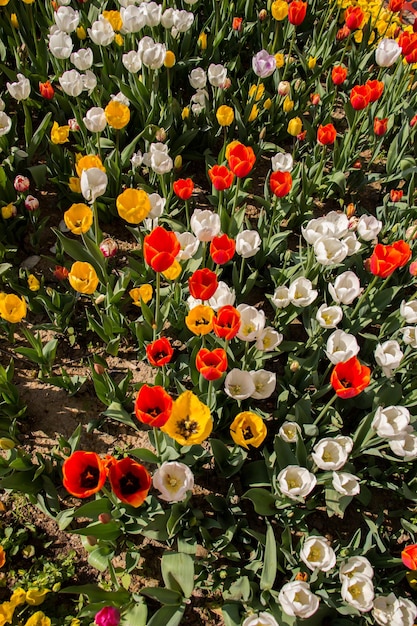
161 552 195 598
260 522 277 590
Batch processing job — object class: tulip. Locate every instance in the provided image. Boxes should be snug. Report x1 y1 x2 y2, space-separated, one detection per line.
188 268 218 300
62 451 107 498
317 123 337 145
366 79 384 102
390 189 403 202
99 238 118 258
146 337 174 366
108 457 151 507
189 67 207 89
300 536 336 572
341 574 374 612
269 171 292 197
279 581 320 618
216 105 234 126
116 188 150 224
330 356 371 398
374 340 403 378
68 261 99 294
143 226 180 272
331 65 347 85
190 209 221 241
161 391 213 446
134 384 173 427
88 15 115 45
350 84 371 110
288 0 307 25
83 107 107 133
94 607 120 626
230 411 267 448
208 63 227 87
80 168 108 204
212 305 241 340
208 165 234 191
374 117 388 136
0 112 12 137
242 613 279 626
104 100 130 130
369 240 411 277
39 80 54 100
277 465 316 499
232 16 243 31
173 178 194 200
344 5 364 29
375 38 402 66
195 348 228 380
224 369 256 400
287 116 303 136
227 142 256 177
210 234 235 264
371 405 410 439
312 436 352 470
153 461 194 502
64 203 93 235
235 230 261 258
6 73 31 101
129 285 152 307
0 293 27 323
288 277 318 306
249 369 276 398
252 50 277 77
185 304 214 335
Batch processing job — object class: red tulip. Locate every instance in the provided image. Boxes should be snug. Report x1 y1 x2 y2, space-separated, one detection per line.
143 226 180 272
188 268 218 300
317 123 337 145
344 5 364 29
227 142 256 178
330 356 371 399
196 347 228 380
39 80 54 100
390 189 404 202
232 16 243 31
366 79 384 103
336 25 351 40
108 457 151 507
350 84 371 110
331 65 348 85
269 171 293 197
402 544 417 570
134 384 173 427
212 305 241 340
288 0 307 25
369 240 411 277
146 337 174 367
62 451 107 498
210 234 235 265
173 178 194 200
388 0 403 11
398 31 417 57
374 117 388 136
208 164 234 191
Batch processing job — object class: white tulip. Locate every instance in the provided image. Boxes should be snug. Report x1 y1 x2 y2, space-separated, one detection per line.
142 42 166 70
71 48 94 71
143 2 162 27
153 461 194 502
288 277 318 307
161 8 176 29
375 38 402 67
59 69 84 97
249 369 276 399
316 304 343 328
6 73 31 101
279 581 320 619
312 437 349 470
172 9 194 35
122 50 142 73
175 232 199 261
0 112 12 137
374 340 403 378
191 89 208 114
271 285 290 309
339 556 374 582
83 107 107 133
400 299 417 323
341 573 374 612
372 405 410 439
54 6 79 33
314 236 349 265
401 326 417 348
342 232 361 256
235 229 262 258
148 193 166 219
120 5 146 32
357 214 382 241
207 63 227 87
255 327 283 352
82 70 97 95
279 422 300 443
300 535 337 572
80 168 108 204
332 471 361 496
325 329 360 364
242 612 279 626
388 429 417 460
190 209 221 242
189 67 207 89
48 27 73 59
224 369 256 401
208 281 236 310
277 465 316 500
328 270 362 304
88 16 115 45
373 593 417 626
271 152 293 172
236 304 265 341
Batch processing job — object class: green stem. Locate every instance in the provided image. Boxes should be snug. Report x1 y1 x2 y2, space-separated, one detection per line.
153 426 162 461
314 392 337 426
154 271 161 339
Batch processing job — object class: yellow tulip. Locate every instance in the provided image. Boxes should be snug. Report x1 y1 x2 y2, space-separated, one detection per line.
283 96 294 112
50 122 70 145
0 293 27 323
10 588 26 607
116 188 151 224
308 56 317 69
263 98 272 110
164 51 176 68
216 105 234 127
10 13 18 28
27 275 40 291
129 285 153 307
1 204 16 219
162 391 213 446
68 177 81 193
287 116 303 136
185 305 214 336
24 611 51 626
75 154 105 177
76 25 86 40
248 104 259 122
248 83 265 101
104 101 130 130
162 260 182 280
271 0 288 20
230 411 267 449
114 33 123 46
64 203 93 235
182 107 190 120
68 262 99 295
102 10 122 31
274 53 285 68
25 589 50 607
0 0 10 5
198 32 207 50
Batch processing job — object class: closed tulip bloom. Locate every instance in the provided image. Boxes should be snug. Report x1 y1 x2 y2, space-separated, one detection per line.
374 340 403 378
213 305 241 339
68 261 99 294
269 171 292 197
173 178 194 200
83 107 107 133
188 268 218 300
366 79 384 102
59 69 84 97
317 123 337 145
227 142 256 178
0 293 27 324
196 348 228 380
88 15 115 45
252 50 277 77
230 411 267 448
374 117 388 136
388 0 404 10
330 356 371 398
271 0 288 20
162 391 213 445
116 188 151 224
288 0 307 25
62 451 107 498
216 105 234 126
398 31 417 57
143 226 180 272
236 230 262 258
369 240 411 277
375 38 402 66
208 165 234 191
54 6 80 33
64 203 93 234
94 607 120 626
134 384 173 427
191 209 221 241
350 84 371 110
71 48 93 71
81 168 108 204
146 337 174 367
209 281 236 310
108 457 151 507
287 116 303 136
344 5 364 29
39 80 54 100
331 65 347 85
48 29 73 59
210 234 235 264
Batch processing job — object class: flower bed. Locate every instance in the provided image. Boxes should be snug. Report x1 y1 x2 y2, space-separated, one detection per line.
1 0 417 624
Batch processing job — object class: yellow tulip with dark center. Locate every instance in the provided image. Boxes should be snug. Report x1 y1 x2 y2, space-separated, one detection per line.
230 411 267 449
68 262 99 295
116 188 151 224
104 101 130 130
75 154 105 177
162 391 213 446
0 293 27 323
185 305 214 336
216 105 234 127
64 203 93 235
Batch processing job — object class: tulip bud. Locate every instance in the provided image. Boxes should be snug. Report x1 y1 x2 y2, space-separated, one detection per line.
310 93 320 105
98 513 112 524
295 571 309 581
406 224 417 239
94 294 106 305
155 127 167 142
68 118 80 131
1 204 17 219
278 80 291 96
258 9 268 20
94 363 106 375
259 127 266 140
346 203 356 218
290 360 300 372
14 175 30 192
174 155 182 170
99 237 118 258
25 195 39 211
283 96 294 112
0 438 16 450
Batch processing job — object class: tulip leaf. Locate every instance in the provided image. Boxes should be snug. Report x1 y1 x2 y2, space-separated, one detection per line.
260 522 277 590
70 521 122 541
73 498 113 519
140 587 183 605
161 552 195 598
242 488 277 516
87 546 114 572
145 604 185 626
120 603 147 626
61 584 131 605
